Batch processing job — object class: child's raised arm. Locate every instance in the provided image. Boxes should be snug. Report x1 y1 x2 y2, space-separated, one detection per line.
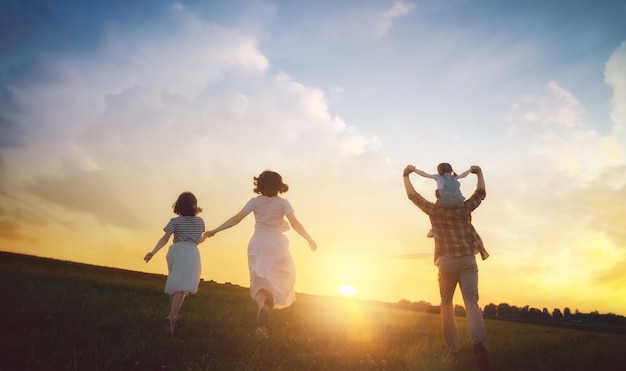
413 167 436 179
457 168 471 179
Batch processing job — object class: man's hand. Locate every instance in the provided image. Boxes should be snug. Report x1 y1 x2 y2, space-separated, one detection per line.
470 165 482 174
403 165 416 176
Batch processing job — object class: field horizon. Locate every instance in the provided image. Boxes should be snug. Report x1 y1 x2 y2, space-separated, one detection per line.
2 250 626 370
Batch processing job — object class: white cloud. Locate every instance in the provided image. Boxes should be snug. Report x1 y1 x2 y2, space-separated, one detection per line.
374 1 416 39
605 41 626 134
508 81 584 130
506 81 623 176
0 18 383 232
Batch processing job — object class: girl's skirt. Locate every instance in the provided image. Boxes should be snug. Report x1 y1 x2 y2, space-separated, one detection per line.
164 242 201 295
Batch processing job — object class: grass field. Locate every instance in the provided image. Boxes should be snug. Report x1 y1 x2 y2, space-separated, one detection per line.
1 251 626 371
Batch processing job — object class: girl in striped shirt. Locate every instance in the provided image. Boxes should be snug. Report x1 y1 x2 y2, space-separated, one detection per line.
144 191 206 336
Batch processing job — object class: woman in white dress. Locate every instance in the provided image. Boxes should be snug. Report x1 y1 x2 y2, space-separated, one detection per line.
144 192 206 336
205 170 317 339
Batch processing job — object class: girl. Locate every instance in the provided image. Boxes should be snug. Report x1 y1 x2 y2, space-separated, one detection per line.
413 163 471 237
205 170 317 340
144 191 206 336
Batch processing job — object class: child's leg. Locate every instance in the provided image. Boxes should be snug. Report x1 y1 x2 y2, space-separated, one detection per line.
168 292 186 322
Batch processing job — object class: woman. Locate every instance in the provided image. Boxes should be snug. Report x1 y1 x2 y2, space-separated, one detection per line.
205 170 317 340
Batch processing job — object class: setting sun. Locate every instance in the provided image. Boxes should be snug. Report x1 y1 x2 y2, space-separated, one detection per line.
338 285 356 298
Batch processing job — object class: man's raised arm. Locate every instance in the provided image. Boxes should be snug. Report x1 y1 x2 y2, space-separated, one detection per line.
403 165 418 197
471 165 485 193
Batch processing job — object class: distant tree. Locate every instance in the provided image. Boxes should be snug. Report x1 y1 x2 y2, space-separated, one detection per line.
564 307 572 319
484 303 497 317
509 306 521 317
542 308 551 319
455 304 466 316
521 305 530 318
529 307 542 319
497 303 510 317
552 308 563 319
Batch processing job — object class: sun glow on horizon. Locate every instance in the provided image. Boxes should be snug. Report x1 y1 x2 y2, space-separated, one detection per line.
338 284 356 298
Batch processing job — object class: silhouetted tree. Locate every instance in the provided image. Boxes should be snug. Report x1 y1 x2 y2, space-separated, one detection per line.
564 307 572 319
497 303 510 317
542 308 551 319
521 305 530 318
455 304 466 316
529 307 542 319
552 308 563 319
484 303 497 317
509 305 521 317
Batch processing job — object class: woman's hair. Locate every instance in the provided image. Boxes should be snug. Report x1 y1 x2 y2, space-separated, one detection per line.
172 192 202 216
253 170 289 197
437 162 457 177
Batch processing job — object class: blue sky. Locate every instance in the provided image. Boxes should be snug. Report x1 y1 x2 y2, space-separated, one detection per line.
1 0 626 315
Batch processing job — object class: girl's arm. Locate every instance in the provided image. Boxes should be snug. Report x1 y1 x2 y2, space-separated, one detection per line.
144 230 173 262
204 210 249 237
286 212 317 251
413 167 436 179
457 168 471 179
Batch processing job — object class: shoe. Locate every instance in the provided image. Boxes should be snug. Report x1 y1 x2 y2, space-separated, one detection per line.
473 342 493 371
163 317 174 337
255 326 269 340
427 229 434 238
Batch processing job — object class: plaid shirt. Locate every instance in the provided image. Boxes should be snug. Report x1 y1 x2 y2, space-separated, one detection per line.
408 188 489 266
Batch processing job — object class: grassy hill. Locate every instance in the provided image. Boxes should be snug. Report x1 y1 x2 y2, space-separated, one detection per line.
1 251 625 370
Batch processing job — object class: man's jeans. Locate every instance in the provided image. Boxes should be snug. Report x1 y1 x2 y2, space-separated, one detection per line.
438 255 487 353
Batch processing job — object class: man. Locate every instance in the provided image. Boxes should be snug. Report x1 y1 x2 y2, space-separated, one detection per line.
403 164 493 371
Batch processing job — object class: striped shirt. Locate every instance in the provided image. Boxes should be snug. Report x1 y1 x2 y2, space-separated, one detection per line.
164 216 205 245
408 188 489 266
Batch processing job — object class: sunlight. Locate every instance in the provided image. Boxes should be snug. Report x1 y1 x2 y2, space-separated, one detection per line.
338 284 356 298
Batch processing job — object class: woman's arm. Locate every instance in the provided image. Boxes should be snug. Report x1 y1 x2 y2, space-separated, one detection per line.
286 212 317 251
204 210 249 237
144 230 173 262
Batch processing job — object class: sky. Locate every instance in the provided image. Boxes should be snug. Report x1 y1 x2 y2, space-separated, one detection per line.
1 0 625 316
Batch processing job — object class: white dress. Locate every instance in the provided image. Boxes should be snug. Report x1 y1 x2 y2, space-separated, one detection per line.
242 196 296 308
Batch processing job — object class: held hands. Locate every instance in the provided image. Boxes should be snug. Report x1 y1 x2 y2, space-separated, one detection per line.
470 165 482 174
403 165 416 176
203 230 216 238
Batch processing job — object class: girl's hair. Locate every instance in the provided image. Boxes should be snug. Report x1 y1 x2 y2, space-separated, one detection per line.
172 192 202 216
253 170 289 197
437 162 457 177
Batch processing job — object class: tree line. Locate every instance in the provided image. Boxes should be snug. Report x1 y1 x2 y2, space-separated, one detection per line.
392 299 626 327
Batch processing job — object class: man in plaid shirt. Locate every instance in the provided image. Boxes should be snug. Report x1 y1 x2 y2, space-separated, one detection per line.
403 164 493 371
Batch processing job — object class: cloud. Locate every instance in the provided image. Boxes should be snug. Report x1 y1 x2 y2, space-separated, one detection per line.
0 12 385 239
605 41 626 134
25 163 145 229
374 1 416 39
0 194 45 242
507 81 584 130
506 81 623 176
